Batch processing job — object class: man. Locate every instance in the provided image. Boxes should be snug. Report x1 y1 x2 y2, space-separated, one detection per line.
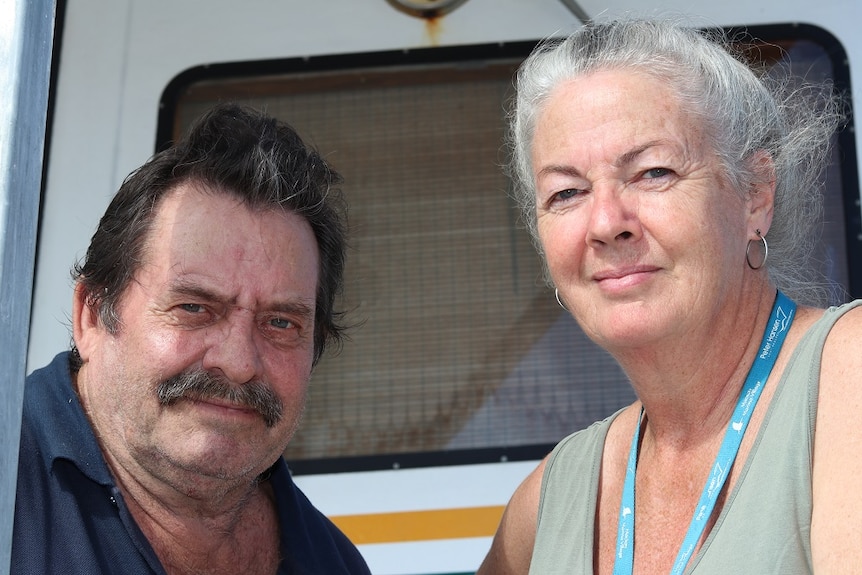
13 104 370 574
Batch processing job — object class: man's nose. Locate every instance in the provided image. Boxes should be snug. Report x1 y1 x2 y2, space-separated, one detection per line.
202 311 263 384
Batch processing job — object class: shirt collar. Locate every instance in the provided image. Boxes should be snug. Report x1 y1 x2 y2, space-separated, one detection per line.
25 352 115 486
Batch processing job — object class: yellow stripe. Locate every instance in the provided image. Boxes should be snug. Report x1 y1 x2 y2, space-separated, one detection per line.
329 505 505 545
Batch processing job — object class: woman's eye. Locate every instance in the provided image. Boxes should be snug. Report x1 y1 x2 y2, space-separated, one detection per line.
555 188 582 201
644 167 671 179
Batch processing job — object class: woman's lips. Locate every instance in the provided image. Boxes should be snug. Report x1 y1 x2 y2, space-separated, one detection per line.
592 265 659 291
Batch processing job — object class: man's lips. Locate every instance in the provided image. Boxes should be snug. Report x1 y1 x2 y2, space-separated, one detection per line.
189 395 256 414
180 395 260 419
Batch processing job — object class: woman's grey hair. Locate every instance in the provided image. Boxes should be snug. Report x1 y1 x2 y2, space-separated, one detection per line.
509 18 846 305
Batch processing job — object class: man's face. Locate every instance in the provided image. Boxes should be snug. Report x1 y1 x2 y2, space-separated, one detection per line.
73 182 319 495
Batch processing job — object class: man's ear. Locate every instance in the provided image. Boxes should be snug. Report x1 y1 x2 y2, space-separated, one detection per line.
746 150 776 238
72 283 103 363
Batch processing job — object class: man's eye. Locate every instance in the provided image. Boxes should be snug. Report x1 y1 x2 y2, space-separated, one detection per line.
270 317 293 329
179 303 204 313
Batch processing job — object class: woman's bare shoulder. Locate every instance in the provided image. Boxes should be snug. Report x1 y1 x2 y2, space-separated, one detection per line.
811 302 862 573
476 406 638 575
475 456 548 575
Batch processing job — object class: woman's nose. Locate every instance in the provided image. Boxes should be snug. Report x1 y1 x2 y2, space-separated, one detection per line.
584 186 641 247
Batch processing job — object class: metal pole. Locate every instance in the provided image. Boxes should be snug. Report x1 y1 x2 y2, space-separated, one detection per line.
558 0 591 24
0 0 56 573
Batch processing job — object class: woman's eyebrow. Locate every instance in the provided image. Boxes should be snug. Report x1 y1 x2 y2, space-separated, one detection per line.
535 164 583 180
615 140 665 168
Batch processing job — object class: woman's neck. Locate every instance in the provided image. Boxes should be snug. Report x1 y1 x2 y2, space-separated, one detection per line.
613 284 778 446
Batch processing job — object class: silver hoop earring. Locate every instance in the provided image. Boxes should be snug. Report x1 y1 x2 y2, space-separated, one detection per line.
555 288 568 311
746 229 769 270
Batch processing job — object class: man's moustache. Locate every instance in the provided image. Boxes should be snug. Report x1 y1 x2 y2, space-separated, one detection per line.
156 370 283 428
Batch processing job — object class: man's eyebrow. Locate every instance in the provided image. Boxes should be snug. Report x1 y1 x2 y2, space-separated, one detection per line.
167 281 225 303
269 300 316 320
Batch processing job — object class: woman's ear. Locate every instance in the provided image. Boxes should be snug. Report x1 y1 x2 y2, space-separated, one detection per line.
746 150 776 238
72 283 102 364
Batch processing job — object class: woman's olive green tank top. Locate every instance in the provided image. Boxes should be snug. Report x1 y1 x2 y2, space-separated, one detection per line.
530 301 862 574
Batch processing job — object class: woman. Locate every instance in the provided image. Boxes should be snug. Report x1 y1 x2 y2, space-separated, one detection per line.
477 19 861 574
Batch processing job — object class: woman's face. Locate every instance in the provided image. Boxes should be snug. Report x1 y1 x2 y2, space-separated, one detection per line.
532 69 755 351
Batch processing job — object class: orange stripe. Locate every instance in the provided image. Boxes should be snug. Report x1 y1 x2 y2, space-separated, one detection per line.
329 505 505 545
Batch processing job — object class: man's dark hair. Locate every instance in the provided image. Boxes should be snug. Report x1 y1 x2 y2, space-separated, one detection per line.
71 103 347 369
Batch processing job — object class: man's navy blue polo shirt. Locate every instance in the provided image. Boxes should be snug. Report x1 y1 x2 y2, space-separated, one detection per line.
12 352 370 574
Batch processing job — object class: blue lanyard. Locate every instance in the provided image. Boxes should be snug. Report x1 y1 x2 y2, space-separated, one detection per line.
612 291 796 575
